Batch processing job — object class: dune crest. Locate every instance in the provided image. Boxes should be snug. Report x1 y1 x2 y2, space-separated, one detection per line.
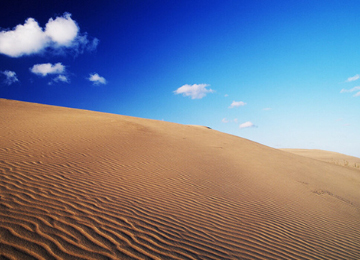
1 99 360 259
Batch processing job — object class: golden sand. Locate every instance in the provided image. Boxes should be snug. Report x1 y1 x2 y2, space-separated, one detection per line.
281 148 360 170
1 98 359 259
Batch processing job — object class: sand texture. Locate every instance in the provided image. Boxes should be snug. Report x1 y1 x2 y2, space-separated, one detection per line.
1 98 360 259
281 148 360 171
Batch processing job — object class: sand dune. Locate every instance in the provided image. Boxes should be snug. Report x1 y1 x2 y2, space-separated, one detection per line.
1 98 360 259
281 148 360 170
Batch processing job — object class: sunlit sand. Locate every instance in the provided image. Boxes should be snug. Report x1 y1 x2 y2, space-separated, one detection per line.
1 98 359 259
281 148 360 170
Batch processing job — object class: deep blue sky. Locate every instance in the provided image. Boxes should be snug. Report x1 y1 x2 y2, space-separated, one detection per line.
1 0 360 157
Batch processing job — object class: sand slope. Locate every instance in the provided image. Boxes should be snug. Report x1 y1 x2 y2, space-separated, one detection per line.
281 148 360 170
1 98 360 259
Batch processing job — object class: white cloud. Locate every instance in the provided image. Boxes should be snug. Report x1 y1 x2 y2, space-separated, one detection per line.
48 75 69 85
30 63 65 76
174 84 214 99
45 13 78 46
346 74 360 82
88 73 107 85
340 86 360 93
222 118 240 123
239 121 257 129
0 18 47 57
224 94 229 97
2 70 19 85
0 13 98 57
340 86 360 97
263 108 271 111
76 35 99 52
229 101 246 108
54 75 69 83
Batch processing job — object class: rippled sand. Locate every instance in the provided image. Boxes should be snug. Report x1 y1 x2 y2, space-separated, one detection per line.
1 99 359 259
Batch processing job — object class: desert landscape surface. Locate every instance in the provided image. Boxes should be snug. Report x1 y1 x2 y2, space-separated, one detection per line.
1 98 360 259
281 149 360 171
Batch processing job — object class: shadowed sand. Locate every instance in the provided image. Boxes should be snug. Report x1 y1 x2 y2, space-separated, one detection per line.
1 98 360 259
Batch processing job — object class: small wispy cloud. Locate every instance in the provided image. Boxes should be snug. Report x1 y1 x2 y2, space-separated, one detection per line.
229 101 246 108
53 75 69 83
1 70 19 85
174 84 214 99
239 121 257 129
340 86 360 92
0 13 98 58
340 86 360 97
30 63 65 76
222 118 239 123
346 74 360 82
263 108 271 111
88 73 106 85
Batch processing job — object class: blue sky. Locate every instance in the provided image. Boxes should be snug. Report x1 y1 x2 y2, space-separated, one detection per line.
1 0 360 157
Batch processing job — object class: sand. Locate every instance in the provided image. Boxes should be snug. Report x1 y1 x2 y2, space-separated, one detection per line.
281 148 360 171
1 98 359 259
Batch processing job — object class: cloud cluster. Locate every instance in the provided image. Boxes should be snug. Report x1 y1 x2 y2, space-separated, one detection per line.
30 62 69 84
0 13 98 57
1 70 19 85
340 86 360 97
88 73 107 85
30 63 65 76
174 84 214 99
229 101 246 108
